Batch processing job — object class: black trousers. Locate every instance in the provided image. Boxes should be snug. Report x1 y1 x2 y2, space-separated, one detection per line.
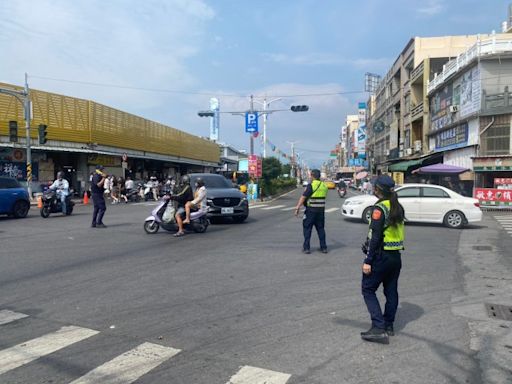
302 208 326 250
362 250 402 329
91 193 106 225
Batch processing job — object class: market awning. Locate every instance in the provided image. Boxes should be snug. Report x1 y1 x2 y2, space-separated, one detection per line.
388 158 424 172
412 163 469 175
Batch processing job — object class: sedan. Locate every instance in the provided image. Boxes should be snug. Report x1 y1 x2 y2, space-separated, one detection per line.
325 180 336 189
341 183 482 229
0 176 31 218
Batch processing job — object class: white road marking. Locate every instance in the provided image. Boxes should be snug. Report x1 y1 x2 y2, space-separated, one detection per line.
0 326 99 375
69 342 181 384
281 206 296 211
250 205 268 209
261 205 286 210
0 310 28 326
226 365 291 384
325 207 339 213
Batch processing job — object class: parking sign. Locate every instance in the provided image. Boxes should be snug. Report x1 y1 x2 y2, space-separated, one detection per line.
245 112 258 133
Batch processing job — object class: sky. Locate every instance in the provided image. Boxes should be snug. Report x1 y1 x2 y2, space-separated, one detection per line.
0 0 508 167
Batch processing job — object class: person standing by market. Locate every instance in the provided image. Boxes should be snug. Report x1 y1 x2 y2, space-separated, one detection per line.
294 169 328 254
91 165 108 228
360 175 405 344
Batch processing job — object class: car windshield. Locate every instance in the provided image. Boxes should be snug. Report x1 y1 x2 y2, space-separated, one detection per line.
191 175 232 189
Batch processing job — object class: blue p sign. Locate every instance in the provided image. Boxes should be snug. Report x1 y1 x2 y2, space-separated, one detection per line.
245 112 259 133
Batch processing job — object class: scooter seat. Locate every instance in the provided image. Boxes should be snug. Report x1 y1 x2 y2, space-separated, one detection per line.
190 210 207 220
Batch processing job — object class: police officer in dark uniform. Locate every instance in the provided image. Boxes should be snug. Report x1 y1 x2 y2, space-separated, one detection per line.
361 175 405 344
294 169 329 254
91 164 108 228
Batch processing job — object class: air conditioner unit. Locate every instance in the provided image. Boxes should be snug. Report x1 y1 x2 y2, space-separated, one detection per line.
385 150 390 156
405 148 413 156
414 140 422 152
449 105 459 113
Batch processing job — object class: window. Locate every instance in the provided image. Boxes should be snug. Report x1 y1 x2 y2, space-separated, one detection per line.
422 187 449 198
0 178 21 189
482 124 510 156
396 187 420 198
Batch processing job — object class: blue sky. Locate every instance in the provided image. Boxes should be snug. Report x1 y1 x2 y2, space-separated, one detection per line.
0 0 508 166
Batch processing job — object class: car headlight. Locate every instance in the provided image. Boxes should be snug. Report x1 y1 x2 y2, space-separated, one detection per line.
207 199 213 204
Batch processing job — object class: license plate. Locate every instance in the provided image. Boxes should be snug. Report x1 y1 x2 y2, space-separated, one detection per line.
221 207 234 214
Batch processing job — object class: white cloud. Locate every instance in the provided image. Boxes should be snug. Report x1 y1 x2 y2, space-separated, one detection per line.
263 52 390 70
417 0 444 16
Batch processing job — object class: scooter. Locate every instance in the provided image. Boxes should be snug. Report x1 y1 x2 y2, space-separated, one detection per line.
143 196 209 234
337 184 347 198
40 189 75 218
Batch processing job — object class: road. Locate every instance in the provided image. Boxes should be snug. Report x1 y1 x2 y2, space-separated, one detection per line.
0 188 511 383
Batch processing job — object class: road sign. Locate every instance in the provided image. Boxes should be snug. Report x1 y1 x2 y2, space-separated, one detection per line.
245 112 258 133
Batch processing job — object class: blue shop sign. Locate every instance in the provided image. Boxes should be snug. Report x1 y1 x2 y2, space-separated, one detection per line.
434 123 468 151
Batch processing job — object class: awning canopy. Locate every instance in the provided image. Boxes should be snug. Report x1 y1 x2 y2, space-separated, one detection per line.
356 171 368 180
412 163 469 175
388 158 424 172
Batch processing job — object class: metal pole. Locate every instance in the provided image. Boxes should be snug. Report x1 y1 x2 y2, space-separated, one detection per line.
250 95 254 156
24 73 32 199
262 98 267 158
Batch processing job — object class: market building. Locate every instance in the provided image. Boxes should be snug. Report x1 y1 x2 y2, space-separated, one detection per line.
0 82 220 196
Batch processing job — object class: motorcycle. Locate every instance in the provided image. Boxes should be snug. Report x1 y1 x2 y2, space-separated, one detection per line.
40 189 75 218
143 196 209 234
125 186 141 202
336 182 347 198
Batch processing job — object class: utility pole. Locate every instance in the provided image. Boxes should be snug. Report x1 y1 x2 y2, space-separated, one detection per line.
250 95 254 156
0 74 32 198
286 140 299 178
257 97 281 159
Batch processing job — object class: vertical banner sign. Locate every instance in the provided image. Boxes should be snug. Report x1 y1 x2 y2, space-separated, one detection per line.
357 102 367 159
209 98 220 141
248 155 262 178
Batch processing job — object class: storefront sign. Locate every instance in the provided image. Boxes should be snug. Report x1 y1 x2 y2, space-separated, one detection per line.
474 188 512 205
473 157 512 171
248 155 262 178
430 84 453 132
495 178 512 185
87 154 121 167
0 161 39 181
434 123 468 151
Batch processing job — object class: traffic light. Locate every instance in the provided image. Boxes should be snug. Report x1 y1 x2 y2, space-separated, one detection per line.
290 105 309 112
198 111 215 117
9 121 18 142
38 124 48 144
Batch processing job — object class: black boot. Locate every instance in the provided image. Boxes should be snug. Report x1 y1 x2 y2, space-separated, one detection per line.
385 325 394 336
361 327 389 344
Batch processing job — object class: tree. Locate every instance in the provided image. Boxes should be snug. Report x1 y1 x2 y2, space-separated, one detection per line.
282 163 292 176
262 157 282 182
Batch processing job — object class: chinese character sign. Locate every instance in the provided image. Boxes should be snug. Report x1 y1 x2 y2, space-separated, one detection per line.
474 188 512 204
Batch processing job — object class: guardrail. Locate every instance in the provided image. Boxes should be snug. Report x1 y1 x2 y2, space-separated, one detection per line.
427 37 512 94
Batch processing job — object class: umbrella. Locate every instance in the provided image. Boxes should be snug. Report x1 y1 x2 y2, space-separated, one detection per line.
412 163 469 175
356 171 368 180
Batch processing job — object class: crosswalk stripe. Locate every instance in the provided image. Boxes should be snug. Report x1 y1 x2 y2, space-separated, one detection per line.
281 206 296 211
69 342 181 384
0 326 99 375
0 310 28 326
250 205 268 209
226 365 291 384
325 207 339 213
261 205 286 210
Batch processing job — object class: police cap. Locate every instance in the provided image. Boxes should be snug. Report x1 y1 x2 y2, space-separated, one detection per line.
373 175 395 192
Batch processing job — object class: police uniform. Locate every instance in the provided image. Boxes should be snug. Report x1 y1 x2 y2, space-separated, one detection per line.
91 168 107 228
302 179 329 253
362 197 405 337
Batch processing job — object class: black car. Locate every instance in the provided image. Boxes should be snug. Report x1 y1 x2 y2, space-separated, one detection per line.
189 173 249 223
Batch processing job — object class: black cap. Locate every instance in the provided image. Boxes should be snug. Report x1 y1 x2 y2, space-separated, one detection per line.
96 164 104 170
373 175 395 192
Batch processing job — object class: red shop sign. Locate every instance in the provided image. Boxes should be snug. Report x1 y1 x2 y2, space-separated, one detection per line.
474 188 512 202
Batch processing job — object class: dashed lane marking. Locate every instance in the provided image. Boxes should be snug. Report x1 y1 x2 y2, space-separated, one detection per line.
261 205 287 210
226 365 291 384
0 310 28 326
69 342 181 384
0 326 99 375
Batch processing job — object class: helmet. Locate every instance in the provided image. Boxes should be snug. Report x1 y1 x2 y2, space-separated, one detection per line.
57 171 64 179
373 175 395 193
181 175 190 184
195 178 205 187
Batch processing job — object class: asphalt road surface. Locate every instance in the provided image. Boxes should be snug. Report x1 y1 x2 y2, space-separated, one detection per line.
0 188 511 383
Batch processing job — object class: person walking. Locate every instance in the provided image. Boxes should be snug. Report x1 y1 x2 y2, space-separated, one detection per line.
360 175 405 344
294 169 328 254
91 165 108 228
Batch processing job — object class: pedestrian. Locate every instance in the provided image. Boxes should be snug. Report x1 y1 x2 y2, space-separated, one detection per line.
90 165 108 228
111 176 120 204
294 169 328 254
360 175 405 344
119 177 128 203
362 179 371 195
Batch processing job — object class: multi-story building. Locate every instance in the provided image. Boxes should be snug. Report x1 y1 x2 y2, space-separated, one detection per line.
0 82 220 195
426 34 512 205
366 34 501 176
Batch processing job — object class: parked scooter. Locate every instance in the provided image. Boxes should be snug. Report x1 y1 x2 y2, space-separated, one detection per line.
40 189 75 218
125 186 141 202
143 196 209 234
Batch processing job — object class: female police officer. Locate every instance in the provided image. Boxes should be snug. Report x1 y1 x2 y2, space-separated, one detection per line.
360 175 405 344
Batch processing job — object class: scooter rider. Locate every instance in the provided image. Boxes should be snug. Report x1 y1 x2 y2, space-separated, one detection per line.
183 178 207 224
49 171 69 215
172 175 194 237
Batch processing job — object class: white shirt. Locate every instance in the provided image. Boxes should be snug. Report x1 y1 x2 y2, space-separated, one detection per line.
125 179 135 190
192 186 207 211
50 179 69 195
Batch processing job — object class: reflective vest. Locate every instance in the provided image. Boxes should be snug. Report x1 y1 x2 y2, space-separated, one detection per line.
369 200 405 251
307 180 328 209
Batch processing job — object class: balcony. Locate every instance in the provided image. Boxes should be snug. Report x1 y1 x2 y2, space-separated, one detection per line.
410 103 424 122
410 61 424 83
482 86 512 115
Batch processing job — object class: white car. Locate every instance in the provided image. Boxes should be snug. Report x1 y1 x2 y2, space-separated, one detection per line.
341 183 482 229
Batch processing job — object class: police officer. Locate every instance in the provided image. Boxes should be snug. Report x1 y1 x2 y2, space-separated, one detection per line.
294 169 328 254
91 164 108 228
361 175 405 344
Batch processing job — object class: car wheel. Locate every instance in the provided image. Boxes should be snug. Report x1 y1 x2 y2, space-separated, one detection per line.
13 200 29 218
144 220 160 234
233 215 248 223
362 207 372 224
444 210 465 229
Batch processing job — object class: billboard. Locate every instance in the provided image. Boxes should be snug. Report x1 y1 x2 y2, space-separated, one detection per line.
209 98 220 141
357 102 367 159
459 66 481 118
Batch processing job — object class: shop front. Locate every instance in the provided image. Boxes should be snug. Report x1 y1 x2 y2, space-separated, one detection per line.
473 156 512 207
